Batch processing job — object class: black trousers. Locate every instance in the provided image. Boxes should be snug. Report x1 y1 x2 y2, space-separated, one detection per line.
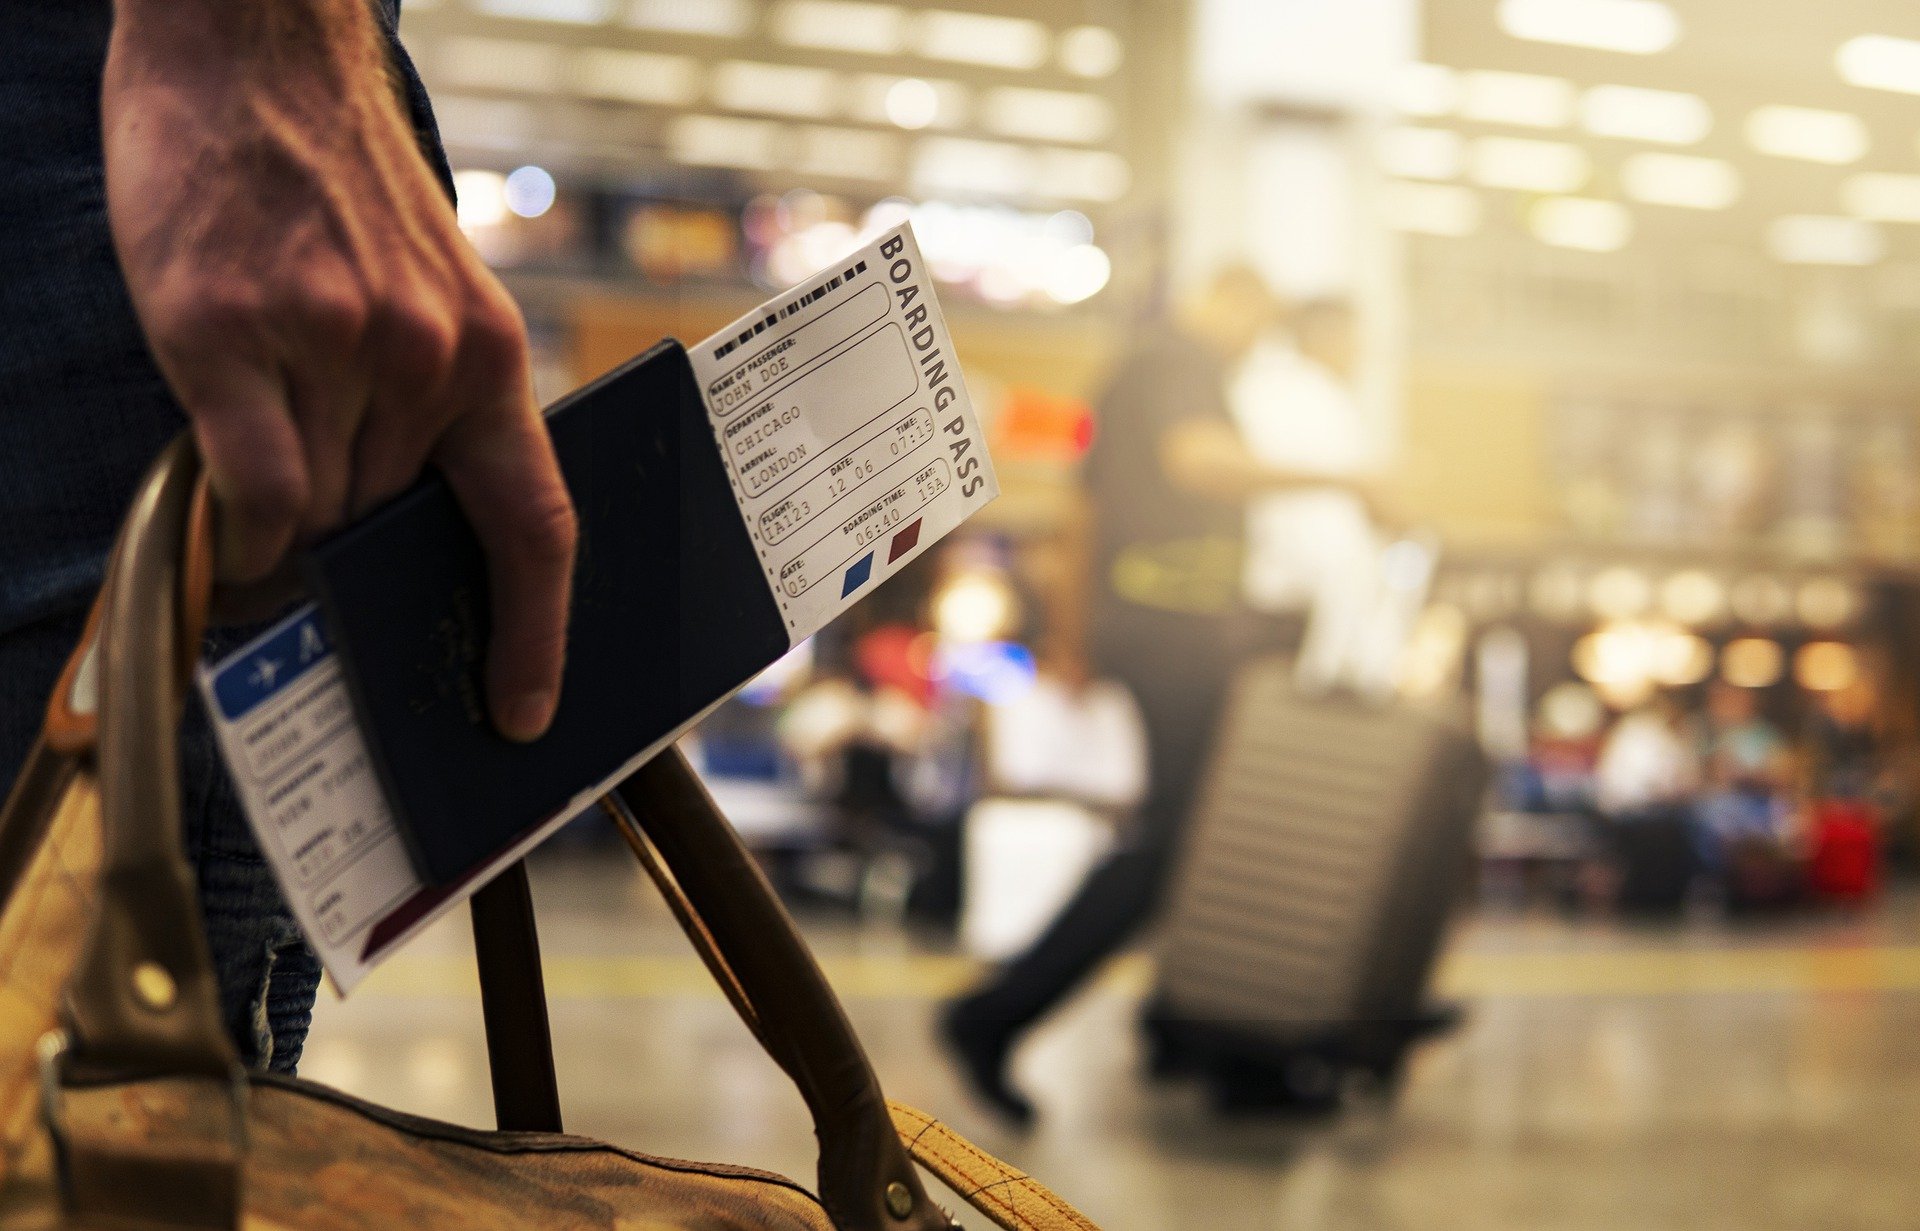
956 612 1242 1040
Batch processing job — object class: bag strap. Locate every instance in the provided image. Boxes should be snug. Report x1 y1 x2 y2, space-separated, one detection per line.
468 861 564 1133
21 439 247 1229
62 437 237 1080
601 754 949 1231
590 759 1102 1231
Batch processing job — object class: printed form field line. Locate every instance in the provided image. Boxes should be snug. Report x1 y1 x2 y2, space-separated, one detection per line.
721 324 921 501
707 282 889 416
757 406 938 547
776 458 951 600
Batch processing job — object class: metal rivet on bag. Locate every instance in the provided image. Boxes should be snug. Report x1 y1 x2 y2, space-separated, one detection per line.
885 1181 914 1219
132 961 177 1011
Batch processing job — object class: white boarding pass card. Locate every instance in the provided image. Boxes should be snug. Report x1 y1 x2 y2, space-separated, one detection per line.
198 222 995 991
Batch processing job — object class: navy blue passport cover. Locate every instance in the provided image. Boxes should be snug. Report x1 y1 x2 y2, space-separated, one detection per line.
304 340 790 886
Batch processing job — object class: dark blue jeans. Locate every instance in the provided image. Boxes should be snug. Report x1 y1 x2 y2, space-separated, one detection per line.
0 1 446 1073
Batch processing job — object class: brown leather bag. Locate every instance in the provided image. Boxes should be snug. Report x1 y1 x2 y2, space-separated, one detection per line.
0 441 1099 1231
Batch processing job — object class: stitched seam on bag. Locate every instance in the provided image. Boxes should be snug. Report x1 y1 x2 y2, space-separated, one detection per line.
251 1075 825 1200
917 1124 1086 1230
893 1106 1095 1231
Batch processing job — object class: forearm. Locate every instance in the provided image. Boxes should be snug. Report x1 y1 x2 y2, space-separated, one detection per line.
109 0 382 87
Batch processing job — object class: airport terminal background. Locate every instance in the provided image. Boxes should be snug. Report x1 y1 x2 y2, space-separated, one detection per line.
306 0 1920 1226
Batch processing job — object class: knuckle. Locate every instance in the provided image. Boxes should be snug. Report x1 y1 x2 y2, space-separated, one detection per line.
159 281 266 347
290 284 369 352
372 293 459 385
461 297 530 381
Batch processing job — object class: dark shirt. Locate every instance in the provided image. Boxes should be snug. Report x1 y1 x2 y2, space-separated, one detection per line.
1082 328 1243 668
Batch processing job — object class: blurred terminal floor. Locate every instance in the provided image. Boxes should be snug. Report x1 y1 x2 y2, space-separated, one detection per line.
308 853 1920 1231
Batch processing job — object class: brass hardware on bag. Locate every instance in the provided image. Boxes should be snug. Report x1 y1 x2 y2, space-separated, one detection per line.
885 1182 914 1219
35 1030 74 1194
132 961 177 1011
37 1026 253 1167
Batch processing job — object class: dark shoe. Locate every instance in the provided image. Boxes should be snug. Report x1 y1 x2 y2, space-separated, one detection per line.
937 998 1036 1129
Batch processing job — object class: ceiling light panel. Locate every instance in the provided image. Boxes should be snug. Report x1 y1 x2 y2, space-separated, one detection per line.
666 114 785 170
1621 152 1740 209
912 137 1038 197
473 0 613 23
573 49 702 107
770 1 909 56
795 125 902 180
623 0 754 37
1768 215 1884 265
711 60 841 119
1384 181 1482 236
1058 26 1123 79
1581 85 1710 145
849 74 966 129
1746 105 1869 164
1034 149 1132 202
981 88 1112 144
1498 0 1680 54
1460 71 1577 129
1842 172 1920 223
438 36 567 93
1837 35 1920 96
1399 63 1461 118
1381 127 1466 180
1530 197 1633 251
427 95 541 149
914 11 1050 71
1470 136 1591 193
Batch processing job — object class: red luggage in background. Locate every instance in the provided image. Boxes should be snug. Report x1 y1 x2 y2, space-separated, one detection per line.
1807 800 1880 903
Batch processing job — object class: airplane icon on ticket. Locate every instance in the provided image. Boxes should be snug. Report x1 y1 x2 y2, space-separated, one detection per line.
250 657 283 691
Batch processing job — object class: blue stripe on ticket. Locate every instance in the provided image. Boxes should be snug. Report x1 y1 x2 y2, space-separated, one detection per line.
209 606 333 722
841 552 874 597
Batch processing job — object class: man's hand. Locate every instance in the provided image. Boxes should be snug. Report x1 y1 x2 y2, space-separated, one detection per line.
103 0 575 741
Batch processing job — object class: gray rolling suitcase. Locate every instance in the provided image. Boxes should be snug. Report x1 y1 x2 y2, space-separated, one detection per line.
1144 656 1488 1111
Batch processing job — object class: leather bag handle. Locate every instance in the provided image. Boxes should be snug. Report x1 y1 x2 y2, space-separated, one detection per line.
63 436 237 1080
597 770 1102 1231
604 757 949 1231
25 439 248 1230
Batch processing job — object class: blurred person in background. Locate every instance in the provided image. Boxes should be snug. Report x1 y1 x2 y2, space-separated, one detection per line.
0 0 574 1071
1232 298 1399 694
1693 682 1799 909
1595 691 1704 915
939 266 1391 1125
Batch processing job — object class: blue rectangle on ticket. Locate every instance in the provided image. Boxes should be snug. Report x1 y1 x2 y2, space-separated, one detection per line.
209 607 333 722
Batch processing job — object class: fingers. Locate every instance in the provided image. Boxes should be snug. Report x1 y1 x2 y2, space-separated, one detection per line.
349 294 461 516
432 316 576 743
280 276 373 538
287 367 370 540
182 363 309 584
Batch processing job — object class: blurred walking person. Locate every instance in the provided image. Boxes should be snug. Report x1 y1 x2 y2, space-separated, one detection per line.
939 267 1386 1125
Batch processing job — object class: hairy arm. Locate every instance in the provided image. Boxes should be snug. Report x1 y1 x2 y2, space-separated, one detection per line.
104 0 576 740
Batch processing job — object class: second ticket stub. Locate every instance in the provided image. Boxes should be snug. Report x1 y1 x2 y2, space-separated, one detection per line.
692 223 998 640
